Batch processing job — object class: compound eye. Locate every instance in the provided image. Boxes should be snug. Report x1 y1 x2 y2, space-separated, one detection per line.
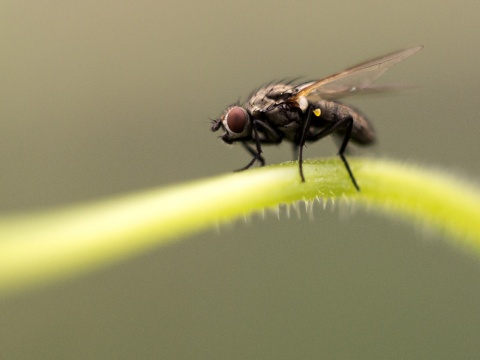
225 107 248 134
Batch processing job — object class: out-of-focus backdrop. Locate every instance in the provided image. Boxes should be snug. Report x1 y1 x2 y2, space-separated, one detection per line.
1 1 480 359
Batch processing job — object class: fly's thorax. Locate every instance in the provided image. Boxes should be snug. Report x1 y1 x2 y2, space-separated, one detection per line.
245 83 304 130
247 83 295 114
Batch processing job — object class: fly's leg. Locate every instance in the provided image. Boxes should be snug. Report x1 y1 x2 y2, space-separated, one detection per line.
297 105 316 182
235 142 265 171
335 118 360 191
234 119 272 171
307 116 360 191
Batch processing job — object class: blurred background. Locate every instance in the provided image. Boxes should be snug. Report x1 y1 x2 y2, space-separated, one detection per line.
1 1 480 358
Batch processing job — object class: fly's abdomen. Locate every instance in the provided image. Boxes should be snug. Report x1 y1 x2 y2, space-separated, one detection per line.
317 100 376 145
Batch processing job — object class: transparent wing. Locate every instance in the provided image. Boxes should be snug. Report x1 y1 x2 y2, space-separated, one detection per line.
291 46 422 102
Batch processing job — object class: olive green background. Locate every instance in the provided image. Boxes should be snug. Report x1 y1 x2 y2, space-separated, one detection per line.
1 1 480 359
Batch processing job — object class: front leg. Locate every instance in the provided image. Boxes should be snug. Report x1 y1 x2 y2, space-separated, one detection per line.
234 119 266 171
255 120 283 144
235 118 285 171
235 142 265 171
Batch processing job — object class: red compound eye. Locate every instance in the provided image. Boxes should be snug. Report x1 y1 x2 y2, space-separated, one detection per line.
225 107 247 133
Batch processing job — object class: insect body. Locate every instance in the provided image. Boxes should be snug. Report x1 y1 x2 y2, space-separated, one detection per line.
211 46 422 190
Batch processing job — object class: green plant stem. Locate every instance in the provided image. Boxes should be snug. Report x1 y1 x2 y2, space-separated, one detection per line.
0 157 479 296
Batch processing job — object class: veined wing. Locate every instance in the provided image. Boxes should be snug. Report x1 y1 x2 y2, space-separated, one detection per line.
290 45 422 103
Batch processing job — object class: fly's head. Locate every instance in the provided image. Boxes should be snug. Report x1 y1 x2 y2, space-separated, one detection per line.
211 106 252 144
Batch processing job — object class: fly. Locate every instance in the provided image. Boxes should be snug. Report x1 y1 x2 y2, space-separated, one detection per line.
211 46 423 191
